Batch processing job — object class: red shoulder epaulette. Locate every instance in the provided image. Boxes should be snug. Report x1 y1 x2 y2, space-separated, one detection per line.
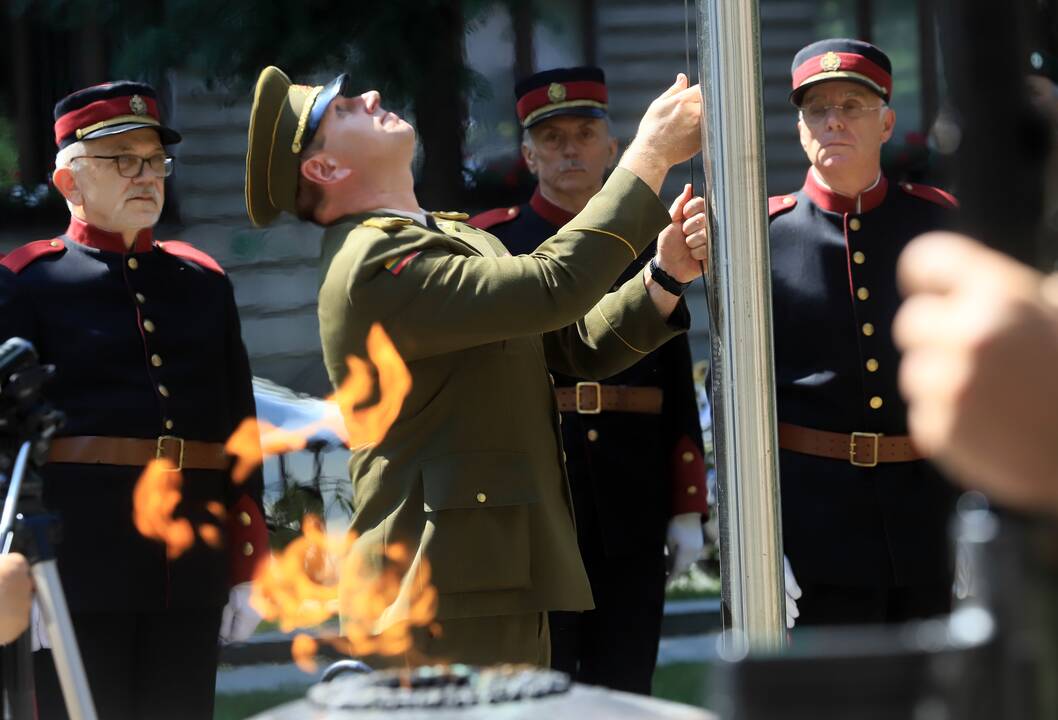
899 181 959 209
768 194 797 217
158 241 226 275
467 206 520 230
0 239 66 273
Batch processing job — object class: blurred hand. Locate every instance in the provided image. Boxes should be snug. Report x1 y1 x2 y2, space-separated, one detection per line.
666 512 705 576
0 553 33 645
219 582 262 644
619 74 703 192
657 187 710 283
783 555 802 630
894 232 1058 514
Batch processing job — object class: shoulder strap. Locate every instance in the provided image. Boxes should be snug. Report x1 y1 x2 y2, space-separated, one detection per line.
0 239 66 273
157 241 226 275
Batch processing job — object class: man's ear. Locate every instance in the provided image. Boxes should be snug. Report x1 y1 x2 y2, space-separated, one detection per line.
880 107 897 144
52 167 82 206
300 154 353 185
521 140 538 177
606 136 619 169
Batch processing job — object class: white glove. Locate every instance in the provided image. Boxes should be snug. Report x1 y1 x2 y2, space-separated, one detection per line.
666 513 705 576
31 600 50 652
783 555 802 629
219 582 261 644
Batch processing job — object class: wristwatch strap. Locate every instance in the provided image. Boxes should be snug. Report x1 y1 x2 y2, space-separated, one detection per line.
648 256 692 296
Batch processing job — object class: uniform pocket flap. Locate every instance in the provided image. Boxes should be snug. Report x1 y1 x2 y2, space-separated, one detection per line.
422 452 537 511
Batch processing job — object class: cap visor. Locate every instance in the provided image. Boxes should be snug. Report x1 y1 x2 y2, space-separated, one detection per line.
790 74 887 106
525 106 607 129
80 122 182 146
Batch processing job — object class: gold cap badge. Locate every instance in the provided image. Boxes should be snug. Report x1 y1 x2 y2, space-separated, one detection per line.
130 95 148 116
820 52 842 72
547 83 567 103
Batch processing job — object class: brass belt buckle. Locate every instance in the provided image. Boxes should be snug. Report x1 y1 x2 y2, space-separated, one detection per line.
575 382 603 414
849 431 880 467
156 435 185 471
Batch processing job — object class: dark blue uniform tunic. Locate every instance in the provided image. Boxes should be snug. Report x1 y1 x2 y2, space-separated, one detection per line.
0 218 266 719
471 187 708 693
770 171 961 621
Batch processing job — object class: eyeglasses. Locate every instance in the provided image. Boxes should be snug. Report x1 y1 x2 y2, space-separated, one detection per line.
799 101 885 125
69 154 174 178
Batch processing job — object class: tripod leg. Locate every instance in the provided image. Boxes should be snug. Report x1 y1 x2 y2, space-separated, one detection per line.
32 561 97 720
2 634 35 720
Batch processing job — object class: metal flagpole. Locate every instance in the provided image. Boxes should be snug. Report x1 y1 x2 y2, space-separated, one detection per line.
694 0 786 649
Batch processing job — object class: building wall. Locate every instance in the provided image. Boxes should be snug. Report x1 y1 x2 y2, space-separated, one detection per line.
595 0 818 359
0 3 821 395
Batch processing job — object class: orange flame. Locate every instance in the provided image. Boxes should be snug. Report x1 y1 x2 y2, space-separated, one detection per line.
250 514 437 668
328 323 412 449
224 322 410 481
132 459 194 559
291 633 319 673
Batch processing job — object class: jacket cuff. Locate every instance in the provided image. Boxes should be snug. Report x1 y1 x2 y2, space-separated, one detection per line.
227 494 268 585
671 434 709 516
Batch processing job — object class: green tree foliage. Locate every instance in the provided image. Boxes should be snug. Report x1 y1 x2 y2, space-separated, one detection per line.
15 0 505 206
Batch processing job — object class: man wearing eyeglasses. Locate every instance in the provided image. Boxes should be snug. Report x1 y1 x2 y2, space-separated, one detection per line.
0 81 267 718
769 39 961 628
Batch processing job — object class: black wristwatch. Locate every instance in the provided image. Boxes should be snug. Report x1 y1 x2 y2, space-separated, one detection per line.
648 256 693 296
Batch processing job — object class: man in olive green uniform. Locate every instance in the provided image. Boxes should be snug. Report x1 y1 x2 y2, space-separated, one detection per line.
244 67 708 666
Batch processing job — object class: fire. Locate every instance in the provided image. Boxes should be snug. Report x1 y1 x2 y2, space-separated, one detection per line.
291 633 319 673
224 322 411 480
250 514 437 668
328 323 413 449
132 459 195 559
226 418 309 484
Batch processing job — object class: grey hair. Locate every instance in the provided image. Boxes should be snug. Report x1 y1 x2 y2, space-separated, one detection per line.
54 141 87 170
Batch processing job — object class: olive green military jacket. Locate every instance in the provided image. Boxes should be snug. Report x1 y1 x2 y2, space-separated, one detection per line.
318 168 690 626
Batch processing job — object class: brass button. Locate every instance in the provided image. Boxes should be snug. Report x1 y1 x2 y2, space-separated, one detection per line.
239 511 252 527
476 492 487 504
143 319 156 333
853 251 866 265
150 354 163 367
158 384 170 398
849 218 862 231
857 287 869 301
869 396 883 410
866 358 879 372
782 196 794 205
507 207 517 216
242 542 254 557
687 486 698 495
164 419 174 430
127 257 139 270
862 323 875 337
135 292 146 304
682 451 695 463
587 429 599 442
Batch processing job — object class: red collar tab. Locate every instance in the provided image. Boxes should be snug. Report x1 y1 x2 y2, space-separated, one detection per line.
66 217 154 254
802 170 888 214
530 187 576 227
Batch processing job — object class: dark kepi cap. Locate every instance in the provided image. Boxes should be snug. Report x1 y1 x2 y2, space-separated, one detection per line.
244 66 350 227
789 38 892 106
53 81 181 149
515 66 608 129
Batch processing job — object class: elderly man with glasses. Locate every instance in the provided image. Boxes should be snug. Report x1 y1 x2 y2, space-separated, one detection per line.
768 39 961 628
0 81 267 719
